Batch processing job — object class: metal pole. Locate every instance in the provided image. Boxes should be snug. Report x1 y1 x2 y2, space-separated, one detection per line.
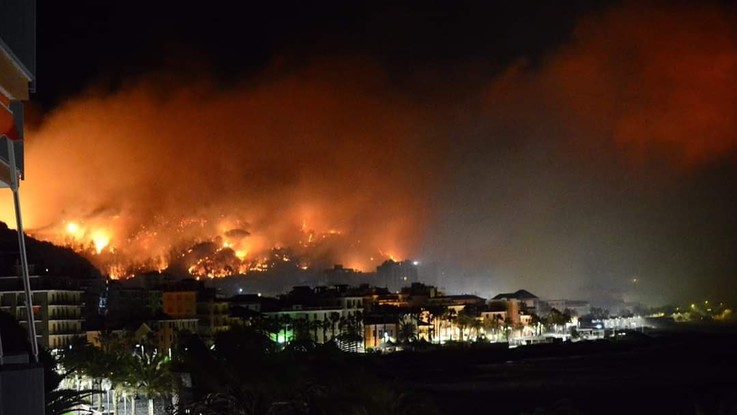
6 138 39 362
0 329 4 365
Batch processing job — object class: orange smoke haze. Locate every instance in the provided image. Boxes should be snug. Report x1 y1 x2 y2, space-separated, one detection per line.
487 2 737 169
0 60 443 277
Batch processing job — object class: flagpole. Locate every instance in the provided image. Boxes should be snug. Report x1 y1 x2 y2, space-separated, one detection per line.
6 137 39 362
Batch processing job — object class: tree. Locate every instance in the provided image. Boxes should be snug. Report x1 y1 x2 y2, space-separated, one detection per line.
39 343 96 415
286 317 315 352
310 320 322 344
338 315 348 336
46 389 96 415
456 310 477 342
251 314 280 338
397 321 417 344
444 308 458 341
329 312 341 341
528 313 543 335
321 319 332 344
214 325 276 362
128 348 174 415
279 314 293 345
503 316 514 341
425 305 445 343
293 317 311 342
59 338 119 412
547 308 572 332
469 318 483 341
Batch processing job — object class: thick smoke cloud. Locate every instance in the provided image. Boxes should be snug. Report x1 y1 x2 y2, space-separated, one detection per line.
3 2 737 306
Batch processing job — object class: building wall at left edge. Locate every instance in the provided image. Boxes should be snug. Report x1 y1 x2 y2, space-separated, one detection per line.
0 0 35 185
0 2 44 415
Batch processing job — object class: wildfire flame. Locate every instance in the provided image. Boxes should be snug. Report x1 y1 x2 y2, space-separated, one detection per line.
29 214 401 279
91 231 110 254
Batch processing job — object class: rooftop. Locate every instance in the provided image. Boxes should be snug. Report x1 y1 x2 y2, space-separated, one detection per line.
492 289 538 300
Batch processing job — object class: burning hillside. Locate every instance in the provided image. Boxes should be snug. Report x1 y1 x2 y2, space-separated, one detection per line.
29 215 396 279
1 61 437 278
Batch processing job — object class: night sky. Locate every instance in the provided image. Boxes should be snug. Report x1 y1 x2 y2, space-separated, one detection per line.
7 0 737 306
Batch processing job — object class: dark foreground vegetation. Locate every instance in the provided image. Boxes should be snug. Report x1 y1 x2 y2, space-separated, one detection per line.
168 328 441 415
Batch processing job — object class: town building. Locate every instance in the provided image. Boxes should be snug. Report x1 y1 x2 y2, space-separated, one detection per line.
0 276 85 349
262 285 365 349
542 299 591 317
491 289 540 313
196 290 230 341
106 284 162 323
376 260 419 293
162 290 197 318
148 317 199 352
364 314 399 349
323 264 370 286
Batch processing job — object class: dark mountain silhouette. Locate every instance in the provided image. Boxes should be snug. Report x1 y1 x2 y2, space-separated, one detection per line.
0 222 101 278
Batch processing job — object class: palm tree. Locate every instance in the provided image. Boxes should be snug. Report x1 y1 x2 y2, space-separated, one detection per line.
425 305 444 343
397 321 417 344
338 315 348 336
61 341 113 411
279 314 292 344
456 311 477 342
468 318 482 341
292 317 311 343
336 313 363 352
41 346 96 415
108 352 136 415
503 316 514 341
445 308 458 341
547 308 572 333
129 348 173 415
329 312 341 341
46 388 96 415
321 319 332 344
88 330 139 415
354 310 364 326
352 311 364 347
309 319 321 343
530 313 544 336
